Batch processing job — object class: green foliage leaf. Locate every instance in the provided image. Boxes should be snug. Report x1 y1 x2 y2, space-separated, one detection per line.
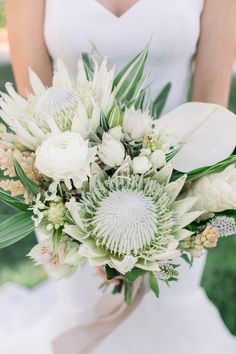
0 189 28 212
0 212 34 249
105 265 120 280
53 227 63 251
124 280 133 305
125 267 147 282
173 155 236 182
113 47 148 103
107 104 123 128
14 160 40 196
149 272 160 298
81 53 94 81
152 83 171 119
181 253 194 268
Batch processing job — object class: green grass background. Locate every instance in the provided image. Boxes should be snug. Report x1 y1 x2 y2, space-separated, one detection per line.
1 65 236 334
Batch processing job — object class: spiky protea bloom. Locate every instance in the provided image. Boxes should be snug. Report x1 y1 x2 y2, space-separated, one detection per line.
35 87 78 130
0 57 114 150
64 167 202 274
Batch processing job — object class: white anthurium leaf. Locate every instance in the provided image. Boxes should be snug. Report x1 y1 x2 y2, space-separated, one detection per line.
175 229 194 241
158 102 236 172
173 197 199 217
174 211 203 231
29 69 46 96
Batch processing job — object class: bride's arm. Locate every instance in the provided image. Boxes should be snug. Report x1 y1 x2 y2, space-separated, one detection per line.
193 0 236 106
5 0 52 96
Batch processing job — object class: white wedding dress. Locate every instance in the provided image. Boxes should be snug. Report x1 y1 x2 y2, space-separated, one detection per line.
1 1 236 353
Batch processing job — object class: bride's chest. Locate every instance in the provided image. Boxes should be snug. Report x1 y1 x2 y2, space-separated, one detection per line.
44 0 204 71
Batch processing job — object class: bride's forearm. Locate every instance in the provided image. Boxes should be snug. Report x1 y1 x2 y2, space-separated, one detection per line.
5 0 53 96
192 0 236 107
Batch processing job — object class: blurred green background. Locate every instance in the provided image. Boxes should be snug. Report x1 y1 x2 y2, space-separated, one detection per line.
0 1 236 336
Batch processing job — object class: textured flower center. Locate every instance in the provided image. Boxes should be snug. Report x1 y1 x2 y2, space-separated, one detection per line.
93 190 157 255
36 87 78 129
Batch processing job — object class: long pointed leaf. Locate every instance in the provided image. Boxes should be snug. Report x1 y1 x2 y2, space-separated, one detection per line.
0 189 28 211
0 212 34 248
152 83 171 118
14 160 40 196
113 47 148 102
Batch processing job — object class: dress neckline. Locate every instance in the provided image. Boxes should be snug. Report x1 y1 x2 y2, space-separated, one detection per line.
92 0 144 19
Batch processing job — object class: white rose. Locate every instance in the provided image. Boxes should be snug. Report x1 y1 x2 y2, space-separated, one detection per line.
35 132 97 189
98 133 125 167
184 165 236 213
122 108 151 140
108 126 124 141
150 149 166 169
132 156 152 174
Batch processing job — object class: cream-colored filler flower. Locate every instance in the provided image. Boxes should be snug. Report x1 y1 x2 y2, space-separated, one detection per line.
65 166 202 274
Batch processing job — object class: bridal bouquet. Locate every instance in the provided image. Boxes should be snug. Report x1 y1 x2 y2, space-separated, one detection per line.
1 48 236 303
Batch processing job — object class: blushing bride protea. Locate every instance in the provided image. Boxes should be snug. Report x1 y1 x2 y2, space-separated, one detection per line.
64 166 202 274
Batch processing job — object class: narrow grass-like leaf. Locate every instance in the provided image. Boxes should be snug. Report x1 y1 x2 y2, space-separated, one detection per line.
173 155 236 182
81 53 94 81
0 212 34 248
149 272 160 298
53 227 63 251
152 83 171 119
113 47 148 103
107 104 123 128
14 160 40 196
0 189 28 212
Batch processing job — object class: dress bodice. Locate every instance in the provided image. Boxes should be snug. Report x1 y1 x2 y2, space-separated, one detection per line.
44 0 204 114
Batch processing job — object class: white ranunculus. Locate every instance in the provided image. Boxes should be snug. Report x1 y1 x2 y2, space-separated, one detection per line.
184 165 236 213
98 133 125 167
132 156 152 174
150 149 166 169
35 132 97 189
108 126 124 141
122 108 151 140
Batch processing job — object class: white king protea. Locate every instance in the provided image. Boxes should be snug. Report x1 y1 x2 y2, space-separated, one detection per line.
64 168 202 274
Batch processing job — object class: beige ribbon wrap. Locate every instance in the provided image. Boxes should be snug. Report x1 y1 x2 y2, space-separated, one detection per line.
52 279 147 354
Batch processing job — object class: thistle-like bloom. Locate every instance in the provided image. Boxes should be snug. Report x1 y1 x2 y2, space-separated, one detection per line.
209 216 236 237
64 168 202 274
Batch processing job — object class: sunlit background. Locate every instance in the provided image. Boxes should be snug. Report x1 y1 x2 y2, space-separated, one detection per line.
0 0 236 334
